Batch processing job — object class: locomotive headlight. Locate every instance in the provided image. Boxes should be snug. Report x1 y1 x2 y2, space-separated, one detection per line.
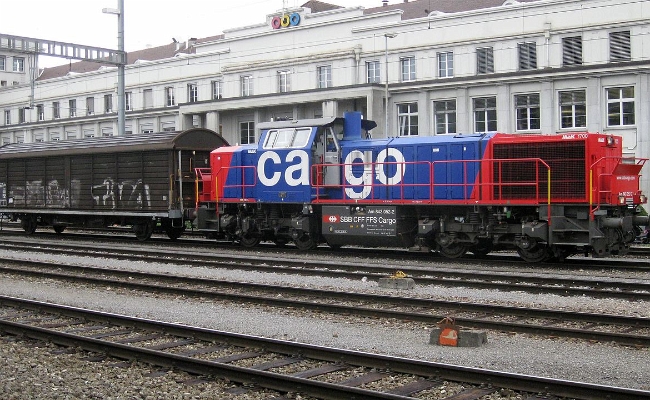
641 195 648 204
618 196 627 205
607 135 615 146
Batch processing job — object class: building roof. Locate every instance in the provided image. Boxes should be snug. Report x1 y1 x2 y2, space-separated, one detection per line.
363 0 540 20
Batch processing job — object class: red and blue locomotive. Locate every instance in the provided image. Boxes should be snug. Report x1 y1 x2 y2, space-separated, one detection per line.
195 112 648 262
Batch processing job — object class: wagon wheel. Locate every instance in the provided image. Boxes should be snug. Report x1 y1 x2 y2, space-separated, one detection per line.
469 239 492 257
294 232 318 251
166 227 184 241
53 225 66 234
133 221 154 241
239 232 261 248
438 242 467 259
20 217 37 235
517 244 550 263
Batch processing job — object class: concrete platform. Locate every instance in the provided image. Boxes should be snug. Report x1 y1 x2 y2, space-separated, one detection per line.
429 328 488 347
378 277 415 289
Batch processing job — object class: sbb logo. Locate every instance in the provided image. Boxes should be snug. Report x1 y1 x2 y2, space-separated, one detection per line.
324 215 339 223
271 13 301 29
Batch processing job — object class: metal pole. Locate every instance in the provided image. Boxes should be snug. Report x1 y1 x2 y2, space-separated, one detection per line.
384 33 397 137
117 0 125 136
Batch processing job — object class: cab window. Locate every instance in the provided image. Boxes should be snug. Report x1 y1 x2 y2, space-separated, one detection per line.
263 127 312 149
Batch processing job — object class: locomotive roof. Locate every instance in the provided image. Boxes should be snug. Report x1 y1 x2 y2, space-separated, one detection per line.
0 128 229 159
257 117 377 131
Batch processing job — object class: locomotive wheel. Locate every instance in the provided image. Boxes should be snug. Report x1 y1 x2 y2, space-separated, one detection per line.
439 242 467 259
133 221 154 241
517 245 550 263
294 233 317 251
239 233 261 248
53 225 66 234
166 227 184 241
21 217 37 235
469 239 492 257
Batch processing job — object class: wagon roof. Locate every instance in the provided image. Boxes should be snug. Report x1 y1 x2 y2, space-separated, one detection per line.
0 128 229 159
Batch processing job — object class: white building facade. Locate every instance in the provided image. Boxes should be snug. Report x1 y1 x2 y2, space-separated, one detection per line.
0 0 649 192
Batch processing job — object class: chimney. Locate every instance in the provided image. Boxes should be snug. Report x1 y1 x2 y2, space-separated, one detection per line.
382 0 388 6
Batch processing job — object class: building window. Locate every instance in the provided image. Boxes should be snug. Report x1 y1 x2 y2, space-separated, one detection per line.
66 131 77 140
188 84 198 103
515 93 540 131
278 71 291 93
13 57 24 72
610 31 631 62
212 81 222 99
36 104 44 121
50 133 61 141
4 110 10 125
18 108 25 124
83 129 95 138
0 56 5 71
433 100 456 135
607 87 634 126
317 66 332 89
518 42 537 71
125 92 132 111
102 127 113 137
104 94 113 113
241 75 253 96
476 47 493 74
166 87 175 106
400 56 416 82
366 61 380 83
240 121 255 144
397 103 418 136
562 36 582 66
1 81 6 86
69 99 76 117
559 90 586 129
86 97 95 115
143 89 153 109
34 134 44 143
53 101 60 119
438 51 454 78
473 97 497 132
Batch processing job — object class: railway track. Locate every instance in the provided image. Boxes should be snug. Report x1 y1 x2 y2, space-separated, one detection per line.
1 256 649 347
1 238 649 301
1 225 649 270
1 295 648 400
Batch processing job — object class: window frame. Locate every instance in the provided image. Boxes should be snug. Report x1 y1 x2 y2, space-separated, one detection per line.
12 57 25 72
438 51 454 78
400 56 416 82
366 60 380 83
165 87 176 106
559 89 587 129
104 94 113 113
241 75 253 96
514 93 541 131
606 86 635 127
239 121 256 145
397 102 419 136
433 100 457 135
86 97 95 115
317 65 332 89
36 104 44 121
212 80 222 99
188 83 198 103
473 96 497 132
52 101 60 119
4 110 10 125
278 70 291 93
0 56 5 71
69 99 77 117
125 92 132 111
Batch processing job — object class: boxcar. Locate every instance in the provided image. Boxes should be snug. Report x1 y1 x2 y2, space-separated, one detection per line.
0 128 228 240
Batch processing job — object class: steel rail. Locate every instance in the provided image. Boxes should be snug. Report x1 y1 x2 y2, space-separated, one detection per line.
1 295 648 400
1 260 649 346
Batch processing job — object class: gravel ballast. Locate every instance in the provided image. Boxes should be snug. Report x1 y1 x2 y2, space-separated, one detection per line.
1 246 649 398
